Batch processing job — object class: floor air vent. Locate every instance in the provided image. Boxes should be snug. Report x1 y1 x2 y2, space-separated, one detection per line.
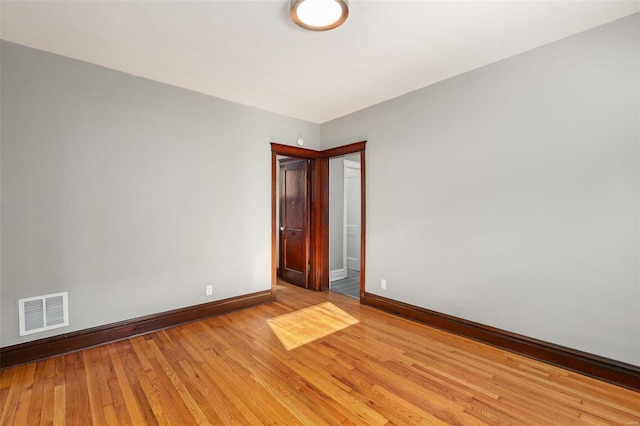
19 292 69 336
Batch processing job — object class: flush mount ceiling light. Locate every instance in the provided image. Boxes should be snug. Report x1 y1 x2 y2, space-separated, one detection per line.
290 0 349 31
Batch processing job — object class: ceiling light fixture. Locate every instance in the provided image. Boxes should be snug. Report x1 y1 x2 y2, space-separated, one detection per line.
290 0 349 31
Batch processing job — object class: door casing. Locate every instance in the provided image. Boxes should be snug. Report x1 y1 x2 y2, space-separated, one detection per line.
270 141 366 301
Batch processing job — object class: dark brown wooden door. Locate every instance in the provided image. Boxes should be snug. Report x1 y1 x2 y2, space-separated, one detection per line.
279 159 309 288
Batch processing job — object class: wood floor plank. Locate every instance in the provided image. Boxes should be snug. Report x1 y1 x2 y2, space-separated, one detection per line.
12 363 36 426
0 367 14 390
143 338 211 425
108 343 149 425
82 350 107 426
249 343 352 424
93 346 114 410
125 357 168 425
0 365 24 426
39 358 56 426
66 352 92 426
199 363 265 425
134 344 193 425
209 317 372 425
105 351 133 426
315 332 484 425
171 323 265 424
198 319 329 424
240 363 336 426
102 404 120 425
173 327 253 423
1 281 639 425
121 344 160 426
175 359 231 424
26 360 46 426
52 384 65 426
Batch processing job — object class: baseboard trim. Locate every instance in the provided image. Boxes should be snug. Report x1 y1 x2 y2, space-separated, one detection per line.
1 290 273 369
363 292 640 392
330 268 347 281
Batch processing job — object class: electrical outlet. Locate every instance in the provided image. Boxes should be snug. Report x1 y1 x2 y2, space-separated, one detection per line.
206 285 213 296
381 279 387 290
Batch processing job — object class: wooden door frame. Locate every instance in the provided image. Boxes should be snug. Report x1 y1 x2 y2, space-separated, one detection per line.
270 141 367 302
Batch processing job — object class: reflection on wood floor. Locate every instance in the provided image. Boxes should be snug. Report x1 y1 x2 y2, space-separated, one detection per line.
1 281 638 425
330 268 360 299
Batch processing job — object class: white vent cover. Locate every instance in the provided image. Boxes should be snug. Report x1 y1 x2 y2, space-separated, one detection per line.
19 292 69 336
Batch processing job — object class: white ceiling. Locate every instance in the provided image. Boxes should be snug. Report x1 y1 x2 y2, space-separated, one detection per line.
1 1 638 124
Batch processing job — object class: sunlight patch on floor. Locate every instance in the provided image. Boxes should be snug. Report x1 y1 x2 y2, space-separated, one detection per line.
267 302 359 350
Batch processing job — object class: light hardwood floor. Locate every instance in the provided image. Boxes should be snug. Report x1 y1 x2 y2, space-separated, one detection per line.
1 282 639 425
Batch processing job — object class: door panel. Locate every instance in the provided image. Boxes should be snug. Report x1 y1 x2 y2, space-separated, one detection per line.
280 159 309 288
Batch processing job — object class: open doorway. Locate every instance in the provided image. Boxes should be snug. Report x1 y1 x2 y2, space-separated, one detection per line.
328 155 361 299
270 142 366 301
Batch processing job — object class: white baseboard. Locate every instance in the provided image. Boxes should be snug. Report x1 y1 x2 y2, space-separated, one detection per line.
347 258 360 271
330 268 347 281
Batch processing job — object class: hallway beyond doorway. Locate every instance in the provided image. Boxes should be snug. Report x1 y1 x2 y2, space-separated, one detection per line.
330 269 359 299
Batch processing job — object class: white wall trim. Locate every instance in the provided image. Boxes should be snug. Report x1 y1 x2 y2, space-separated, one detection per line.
343 159 361 275
330 268 347 282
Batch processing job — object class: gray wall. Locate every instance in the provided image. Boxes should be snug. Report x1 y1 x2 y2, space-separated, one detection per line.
0 41 320 347
3 14 638 367
321 14 640 365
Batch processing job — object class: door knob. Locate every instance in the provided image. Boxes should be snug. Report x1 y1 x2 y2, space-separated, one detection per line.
280 227 285 231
